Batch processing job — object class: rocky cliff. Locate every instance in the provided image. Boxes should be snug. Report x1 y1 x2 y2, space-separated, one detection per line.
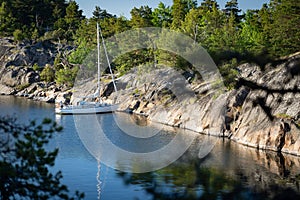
229 55 300 156
101 53 300 156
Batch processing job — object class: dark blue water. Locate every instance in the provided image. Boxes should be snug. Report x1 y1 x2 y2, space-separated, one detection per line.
1 96 300 200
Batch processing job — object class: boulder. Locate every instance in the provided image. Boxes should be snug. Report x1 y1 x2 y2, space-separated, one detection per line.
0 67 39 87
0 84 15 95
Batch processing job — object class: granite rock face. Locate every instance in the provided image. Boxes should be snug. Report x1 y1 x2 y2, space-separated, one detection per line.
0 38 71 101
0 38 66 68
102 54 300 155
228 55 300 155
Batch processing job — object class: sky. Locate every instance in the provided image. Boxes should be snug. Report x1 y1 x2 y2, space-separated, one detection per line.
76 0 270 19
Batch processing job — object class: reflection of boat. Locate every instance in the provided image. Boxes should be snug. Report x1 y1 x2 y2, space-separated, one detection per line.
55 23 118 115
97 160 101 200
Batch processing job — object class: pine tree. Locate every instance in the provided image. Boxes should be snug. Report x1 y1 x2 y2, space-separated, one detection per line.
239 10 265 55
199 0 219 12
269 0 300 57
130 6 153 28
152 2 172 27
181 8 204 43
51 0 67 23
63 0 84 40
0 1 16 35
93 6 114 20
224 0 243 24
171 0 187 30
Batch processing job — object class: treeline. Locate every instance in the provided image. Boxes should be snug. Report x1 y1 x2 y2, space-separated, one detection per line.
0 0 84 40
71 0 300 88
1 0 299 87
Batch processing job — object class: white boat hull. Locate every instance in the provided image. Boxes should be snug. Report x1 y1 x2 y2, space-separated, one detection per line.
55 104 118 115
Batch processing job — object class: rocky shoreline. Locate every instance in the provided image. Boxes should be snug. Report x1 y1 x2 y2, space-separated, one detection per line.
0 38 73 103
104 53 300 156
1 38 300 156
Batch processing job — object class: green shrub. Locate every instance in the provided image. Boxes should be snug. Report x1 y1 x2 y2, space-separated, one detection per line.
219 58 239 90
40 64 55 82
68 39 92 64
16 83 30 91
13 29 24 42
55 66 79 87
33 63 42 72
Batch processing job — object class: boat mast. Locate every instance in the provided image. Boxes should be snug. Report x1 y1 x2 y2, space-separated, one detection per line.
97 22 101 97
98 24 118 93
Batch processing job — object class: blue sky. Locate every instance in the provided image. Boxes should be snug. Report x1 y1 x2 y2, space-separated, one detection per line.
76 0 269 19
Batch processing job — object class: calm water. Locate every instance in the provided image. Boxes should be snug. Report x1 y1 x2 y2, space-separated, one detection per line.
1 96 300 200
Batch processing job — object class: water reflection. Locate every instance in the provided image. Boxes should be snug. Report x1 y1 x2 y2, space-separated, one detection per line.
70 111 300 199
97 160 102 200
73 112 211 173
0 95 54 123
115 139 300 200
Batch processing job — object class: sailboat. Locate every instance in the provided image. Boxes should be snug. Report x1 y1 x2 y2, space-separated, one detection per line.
55 23 118 115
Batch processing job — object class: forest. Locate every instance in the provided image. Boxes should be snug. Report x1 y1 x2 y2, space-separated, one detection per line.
0 0 300 87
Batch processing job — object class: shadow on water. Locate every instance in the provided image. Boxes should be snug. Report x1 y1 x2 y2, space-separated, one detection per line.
115 137 300 200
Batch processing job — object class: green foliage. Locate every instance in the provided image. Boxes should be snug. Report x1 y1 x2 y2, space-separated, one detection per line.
33 63 42 72
41 29 65 41
181 8 203 42
268 0 300 57
55 66 79 87
92 6 114 20
114 49 154 76
219 58 239 89
239 10 265 54
40 64 55 82
200 0 219 12
13 29 24 42
53 51 82 87
0 1 16 36
50 0 85 41
68 39 93 64
0 116 84 199
54 53 63 71
0 0 81 40
151 2 172 27
224 0 243 23
130 6 153 28
275 113 293 119
171 0 188 29
16 83 30 91
31 28 39 40
63 0 84 40
3 0 299 90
